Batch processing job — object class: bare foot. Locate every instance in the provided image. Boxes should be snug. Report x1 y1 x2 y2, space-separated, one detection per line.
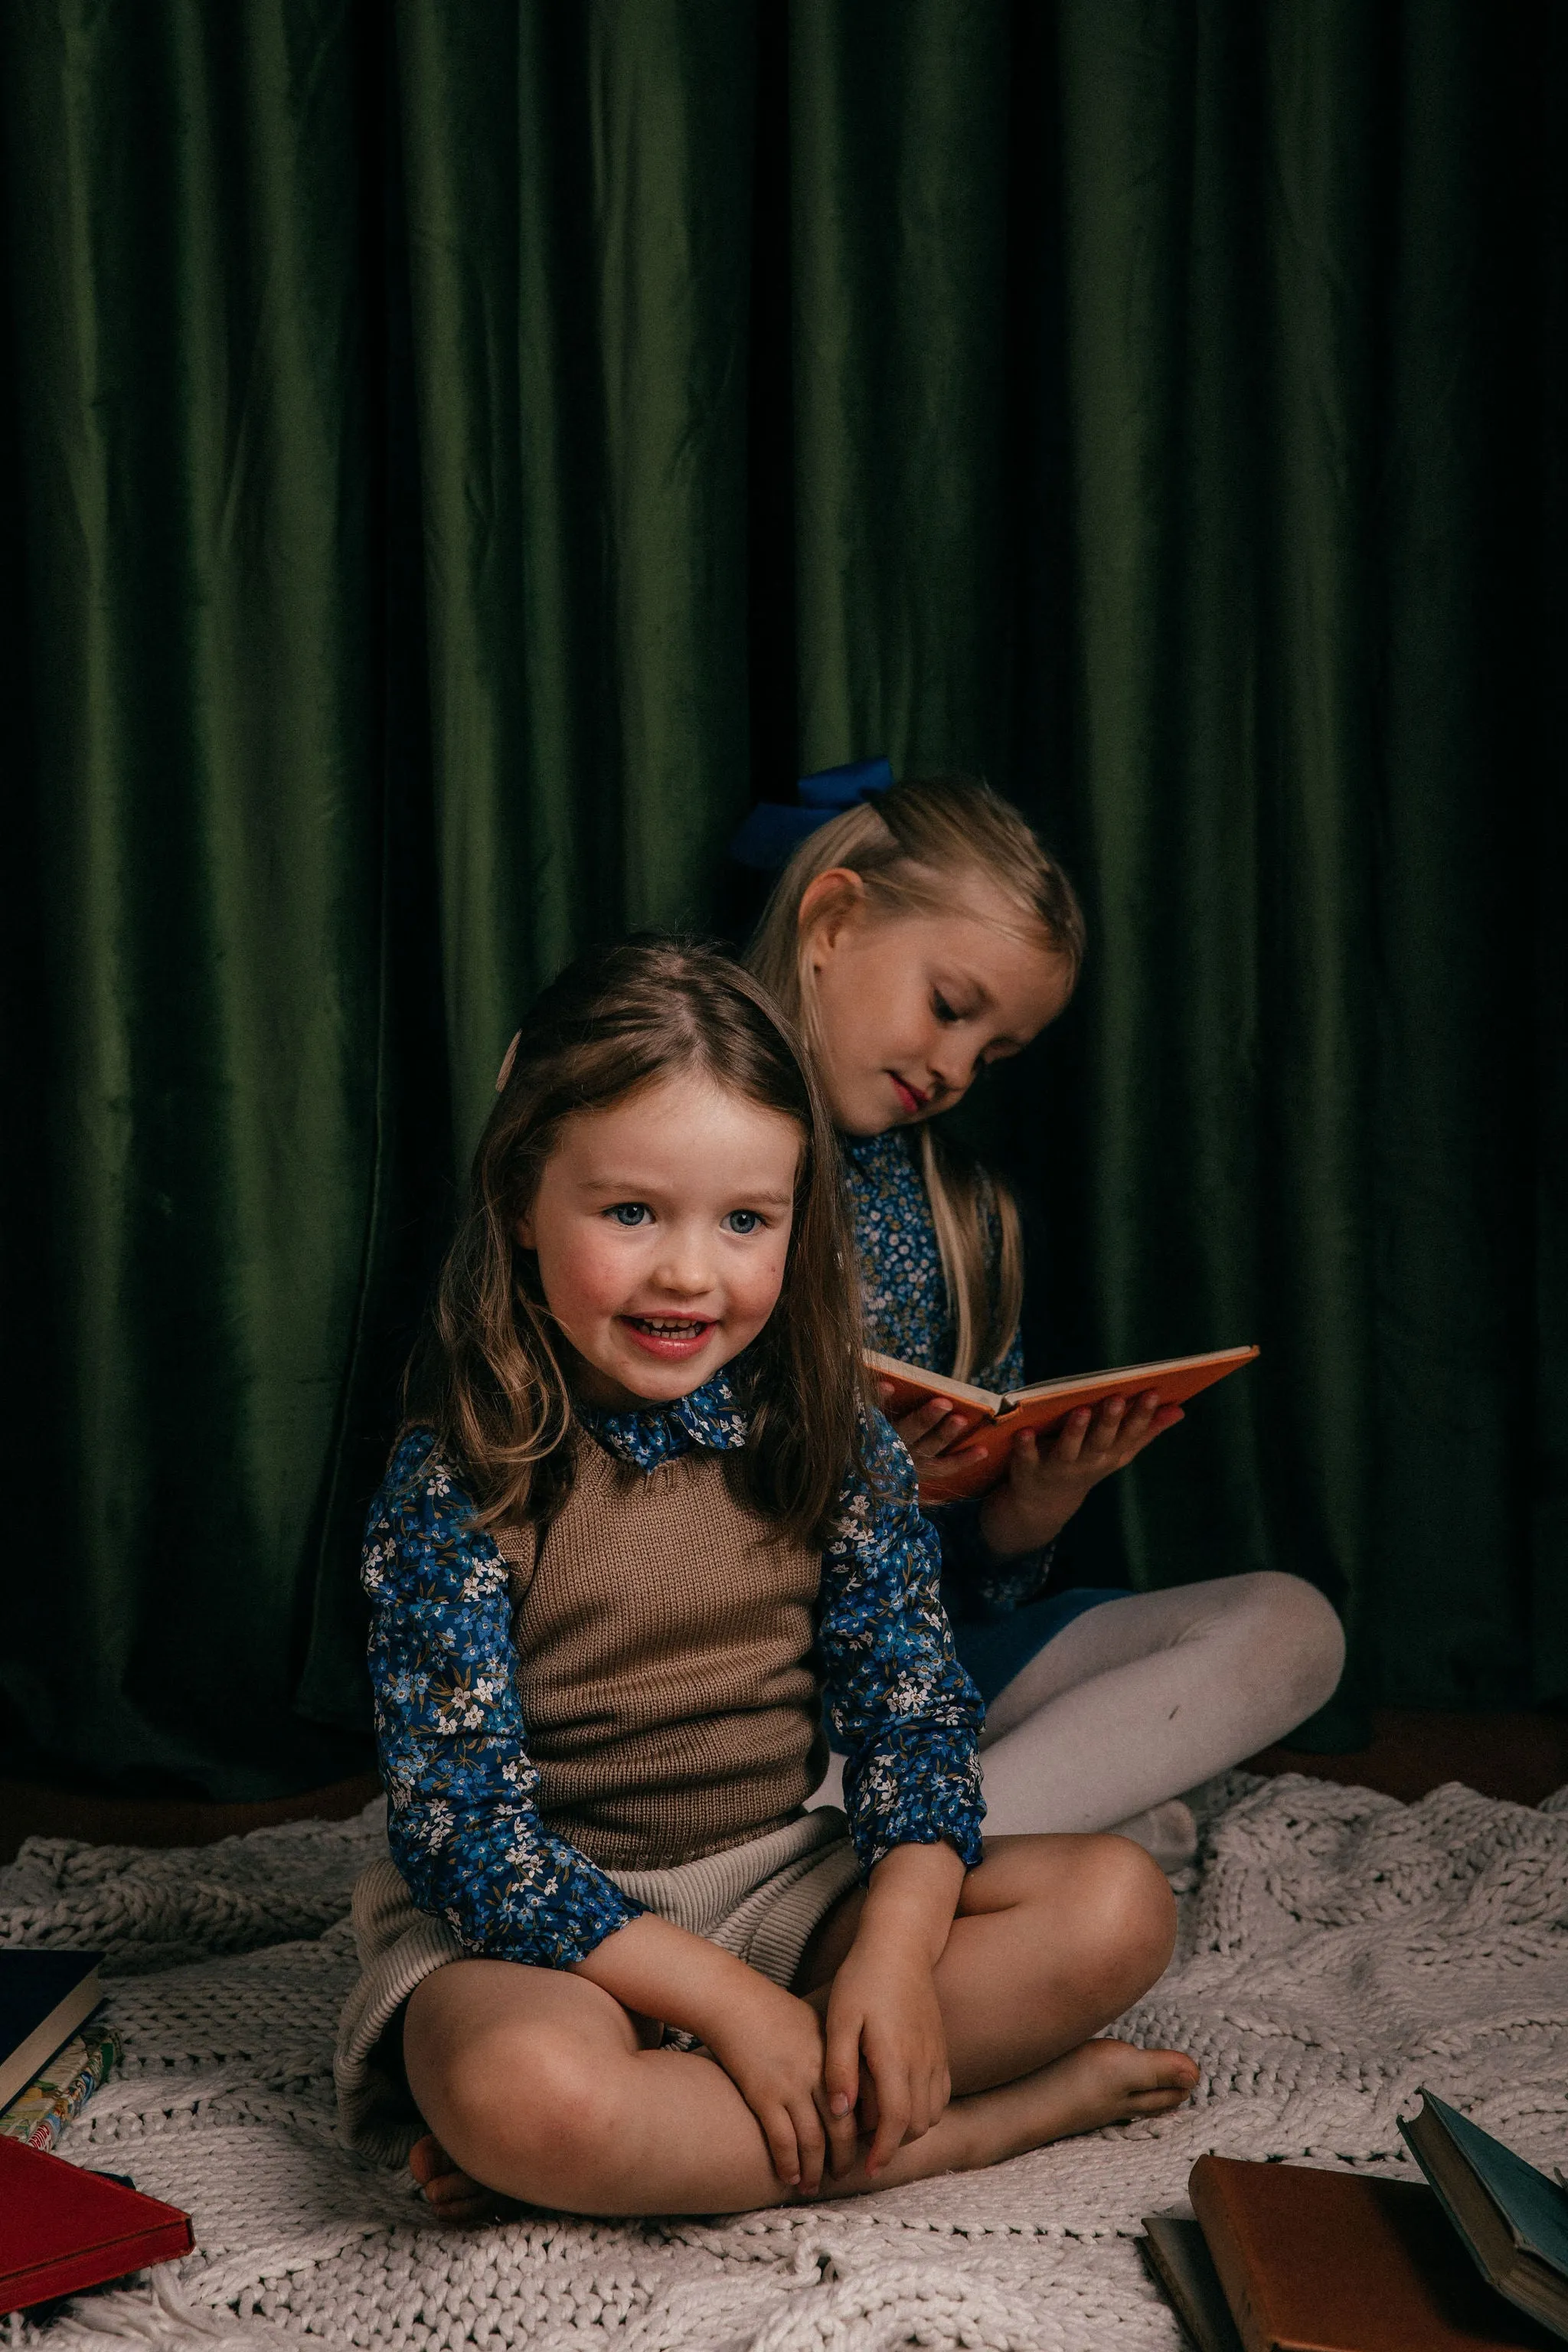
795 2040 1198 2201
959 2038 1199 2170
408 2132 508 2225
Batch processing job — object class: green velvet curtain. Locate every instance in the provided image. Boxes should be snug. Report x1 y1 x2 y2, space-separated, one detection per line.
2 1 1562 1798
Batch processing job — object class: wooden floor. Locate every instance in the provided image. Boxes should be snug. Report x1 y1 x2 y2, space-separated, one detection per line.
0 1769 383 1868
1249 1707 1568 1810
3 1710 1566 1865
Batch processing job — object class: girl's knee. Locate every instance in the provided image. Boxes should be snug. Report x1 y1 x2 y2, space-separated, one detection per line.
1232 1571 1346 1717
423 2020 618 2202
1091 1832 1176 1961
1051 1834 1177 1999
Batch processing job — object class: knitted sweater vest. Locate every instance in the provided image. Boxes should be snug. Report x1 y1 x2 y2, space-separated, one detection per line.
493 1436 827 1870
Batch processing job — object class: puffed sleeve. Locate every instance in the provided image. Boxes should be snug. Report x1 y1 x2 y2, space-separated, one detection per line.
815 1414 986 1873
364 1431 642 1967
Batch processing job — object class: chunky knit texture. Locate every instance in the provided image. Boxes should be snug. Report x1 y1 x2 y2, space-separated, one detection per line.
5 1772 1566 2350
496 1440 826 1868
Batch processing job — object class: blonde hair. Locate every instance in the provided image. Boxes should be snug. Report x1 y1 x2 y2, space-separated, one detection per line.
746 775 1085 1383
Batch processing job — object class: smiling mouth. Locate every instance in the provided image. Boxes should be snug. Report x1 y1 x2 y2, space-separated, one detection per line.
619 1314 717 1356
890 1074 930 1116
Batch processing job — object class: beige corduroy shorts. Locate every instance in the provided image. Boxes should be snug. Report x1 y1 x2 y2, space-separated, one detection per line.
334 1807 859 2165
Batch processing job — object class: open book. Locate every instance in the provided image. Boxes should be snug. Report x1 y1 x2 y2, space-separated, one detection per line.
866 1344 1260 1503
1400 2089 1568 2342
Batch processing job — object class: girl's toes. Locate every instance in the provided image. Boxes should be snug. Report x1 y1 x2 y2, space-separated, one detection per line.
1094 2040 1198 2121
424 2174 508 2226
408 2134 502 2224
1134 2050 1200 2102
1126 2083 1195 2115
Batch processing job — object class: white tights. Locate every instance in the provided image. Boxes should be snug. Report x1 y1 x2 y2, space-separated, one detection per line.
812 1571 1345 1843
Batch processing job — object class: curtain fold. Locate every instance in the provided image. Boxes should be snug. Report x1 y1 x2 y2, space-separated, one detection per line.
787 0 1012 777
395 0 758 1150
2 0 383 1795
2 0 1561 1796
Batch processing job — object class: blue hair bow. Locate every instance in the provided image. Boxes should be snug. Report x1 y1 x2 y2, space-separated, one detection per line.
728 756 894 871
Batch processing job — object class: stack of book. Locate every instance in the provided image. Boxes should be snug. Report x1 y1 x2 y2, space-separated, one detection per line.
1 1950 191 2315
2 2022 123 2154
1142 2091 1568 2351
2 1950 118 2151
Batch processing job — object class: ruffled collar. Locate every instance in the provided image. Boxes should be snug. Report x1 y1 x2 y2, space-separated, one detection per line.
576 1367 749 1468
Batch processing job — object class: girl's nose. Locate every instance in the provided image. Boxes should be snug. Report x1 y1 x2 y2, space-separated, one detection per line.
926 1044 973 1102
651 1235 716 1296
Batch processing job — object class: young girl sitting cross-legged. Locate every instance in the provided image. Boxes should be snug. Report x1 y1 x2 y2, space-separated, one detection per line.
335 939 1197 2220
748 775 1345 1873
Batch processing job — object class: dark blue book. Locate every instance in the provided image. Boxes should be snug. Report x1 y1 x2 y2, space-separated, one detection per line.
1401 2089 1568 2344
0 1952 103 2112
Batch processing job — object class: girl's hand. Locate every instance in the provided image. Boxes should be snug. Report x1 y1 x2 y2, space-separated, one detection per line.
701 1974 853 2194
575 1913 852 2193
822 1841 963 2178
876 1380 990 1472
823 1939 950 2177
979 1390 1184 1560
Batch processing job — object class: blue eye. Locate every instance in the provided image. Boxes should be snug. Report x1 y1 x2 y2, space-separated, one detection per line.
724 1210 762 1234
608 1203 650 1227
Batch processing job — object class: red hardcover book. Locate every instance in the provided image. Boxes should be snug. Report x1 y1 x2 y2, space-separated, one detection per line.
0 2136 192 2314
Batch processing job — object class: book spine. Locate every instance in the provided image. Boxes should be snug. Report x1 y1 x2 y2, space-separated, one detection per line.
1187 2164 1276 2352
0 2027 121 2154
8 2213 194 2311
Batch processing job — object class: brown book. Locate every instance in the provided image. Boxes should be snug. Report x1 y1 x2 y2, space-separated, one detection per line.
1188 2156 1560 2352
866 1344 1259 1502
1142 2213 1246 2352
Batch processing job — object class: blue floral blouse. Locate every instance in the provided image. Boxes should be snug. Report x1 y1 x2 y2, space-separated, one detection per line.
363 1374 985 1971
841 1128 1050 1613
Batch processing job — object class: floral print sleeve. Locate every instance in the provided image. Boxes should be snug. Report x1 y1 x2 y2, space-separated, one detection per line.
364 1429 642 1967
816 1413 986 1872
842 1129 1053 1612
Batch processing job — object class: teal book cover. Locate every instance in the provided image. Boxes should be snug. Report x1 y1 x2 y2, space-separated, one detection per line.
1410 2093 1568 2280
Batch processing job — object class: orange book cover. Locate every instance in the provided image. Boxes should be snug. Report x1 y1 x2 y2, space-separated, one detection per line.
865 1344 1260 1503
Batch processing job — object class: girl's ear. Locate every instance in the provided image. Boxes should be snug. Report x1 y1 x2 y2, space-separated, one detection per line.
514 1212 536 1251
797 867 867 960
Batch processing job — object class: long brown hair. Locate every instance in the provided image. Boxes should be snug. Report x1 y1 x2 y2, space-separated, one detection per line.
407 939 867 1545
747 774 1085 1383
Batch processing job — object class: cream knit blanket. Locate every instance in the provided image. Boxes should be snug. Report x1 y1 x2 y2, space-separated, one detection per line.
2 1771 1564 2350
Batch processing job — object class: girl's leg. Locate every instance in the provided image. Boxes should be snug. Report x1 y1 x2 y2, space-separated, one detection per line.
799 1831 1197 2163
977 1570 1345 1837
403 1831 1192 2218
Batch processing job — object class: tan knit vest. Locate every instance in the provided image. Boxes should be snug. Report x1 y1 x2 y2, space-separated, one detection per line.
493 1436 827 1870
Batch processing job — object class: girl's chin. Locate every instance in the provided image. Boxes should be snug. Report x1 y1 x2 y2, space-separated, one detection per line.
835 1096 900 1138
